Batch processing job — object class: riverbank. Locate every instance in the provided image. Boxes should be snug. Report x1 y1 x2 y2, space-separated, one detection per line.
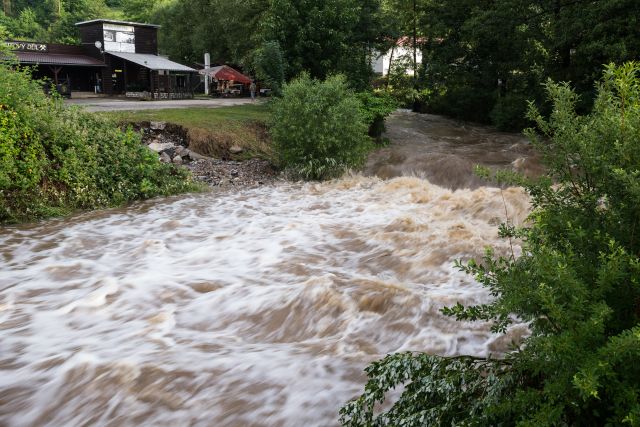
129 120 282 188
116 103 281 189
108 104 274 162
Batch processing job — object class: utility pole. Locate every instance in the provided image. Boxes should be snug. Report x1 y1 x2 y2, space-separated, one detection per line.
204 53 211 95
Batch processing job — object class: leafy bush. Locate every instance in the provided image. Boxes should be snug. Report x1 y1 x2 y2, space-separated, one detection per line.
340 63 640 426
270 73 372 180
0 64 198 223
490 92 533 131
426 85 496 123
356 91 397 141
382 73 420 109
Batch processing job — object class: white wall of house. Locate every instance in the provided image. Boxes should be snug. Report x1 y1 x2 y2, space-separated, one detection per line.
372 45 422 76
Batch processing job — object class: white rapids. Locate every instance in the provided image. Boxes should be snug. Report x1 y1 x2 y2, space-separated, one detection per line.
0 175 530 426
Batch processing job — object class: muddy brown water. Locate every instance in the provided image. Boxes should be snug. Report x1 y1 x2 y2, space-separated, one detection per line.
366 110 542 189
0 112 536 426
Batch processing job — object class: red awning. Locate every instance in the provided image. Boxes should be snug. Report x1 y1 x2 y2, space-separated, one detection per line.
199 65 251 84
14 52 105 67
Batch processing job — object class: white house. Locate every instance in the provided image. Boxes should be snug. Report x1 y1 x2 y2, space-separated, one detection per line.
372 37 423 76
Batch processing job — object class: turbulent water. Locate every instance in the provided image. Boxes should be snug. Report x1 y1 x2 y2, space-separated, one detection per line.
0 112 535 426
366 111 542 189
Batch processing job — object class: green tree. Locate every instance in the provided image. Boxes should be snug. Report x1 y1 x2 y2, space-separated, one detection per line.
48 0 110 42
341 62 640 426
252 40 285 95
404 0 640 129
153 0 268 65
262 0 385 88
2 0 113 42
9 7 45 39
147 0 386 87
121 0 164 23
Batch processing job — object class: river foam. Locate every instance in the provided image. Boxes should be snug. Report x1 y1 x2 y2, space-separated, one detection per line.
0 176 530 426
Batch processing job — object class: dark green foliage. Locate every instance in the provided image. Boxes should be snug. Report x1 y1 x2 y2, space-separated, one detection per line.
262 0 385 88
490 93 533 131
120 0 158 23
253 41 286 96
427 85 496 124
3 0 112 42
153 0 269 65
153 0 385 89
341 63 640 426
386 0 640 129
356 91 397 140
270 73 372 180
0 63 198 223
341 353 512 427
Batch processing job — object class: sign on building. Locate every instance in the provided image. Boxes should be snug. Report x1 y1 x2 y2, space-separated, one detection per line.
5 41 48 52
103 24 135 53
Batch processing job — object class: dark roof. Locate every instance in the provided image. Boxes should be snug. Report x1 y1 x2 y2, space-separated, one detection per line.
75 19 160 29
15 52 105 67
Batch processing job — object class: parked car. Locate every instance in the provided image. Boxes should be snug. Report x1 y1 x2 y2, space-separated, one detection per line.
222 84 244 97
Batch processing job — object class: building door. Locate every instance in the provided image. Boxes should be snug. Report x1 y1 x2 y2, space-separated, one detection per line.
111 68 124 94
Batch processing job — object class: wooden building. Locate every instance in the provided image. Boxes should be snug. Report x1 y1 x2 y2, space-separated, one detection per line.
5 19 197 99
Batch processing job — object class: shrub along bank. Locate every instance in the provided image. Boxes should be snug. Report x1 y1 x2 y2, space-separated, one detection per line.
270 74 395 180
0 64 199 224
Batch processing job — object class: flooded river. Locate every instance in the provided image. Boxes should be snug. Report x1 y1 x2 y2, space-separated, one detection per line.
0 112 535 426
366 111 541 188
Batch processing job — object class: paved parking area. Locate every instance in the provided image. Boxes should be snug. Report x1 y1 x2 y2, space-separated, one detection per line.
66 97 255 112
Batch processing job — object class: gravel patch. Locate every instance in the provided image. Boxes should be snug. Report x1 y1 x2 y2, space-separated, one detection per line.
130 121 284 189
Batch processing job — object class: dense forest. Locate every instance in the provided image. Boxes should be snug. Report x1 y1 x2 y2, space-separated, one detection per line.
2 0 639 129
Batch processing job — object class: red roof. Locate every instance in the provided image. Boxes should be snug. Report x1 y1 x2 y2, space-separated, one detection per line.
199 65 251 84
15 52 105 67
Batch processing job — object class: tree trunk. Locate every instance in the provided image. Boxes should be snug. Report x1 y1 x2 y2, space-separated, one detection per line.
386 44 396 88
412 0 418 84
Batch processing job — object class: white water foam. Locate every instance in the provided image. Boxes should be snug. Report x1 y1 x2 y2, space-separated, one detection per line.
0 176 530 426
